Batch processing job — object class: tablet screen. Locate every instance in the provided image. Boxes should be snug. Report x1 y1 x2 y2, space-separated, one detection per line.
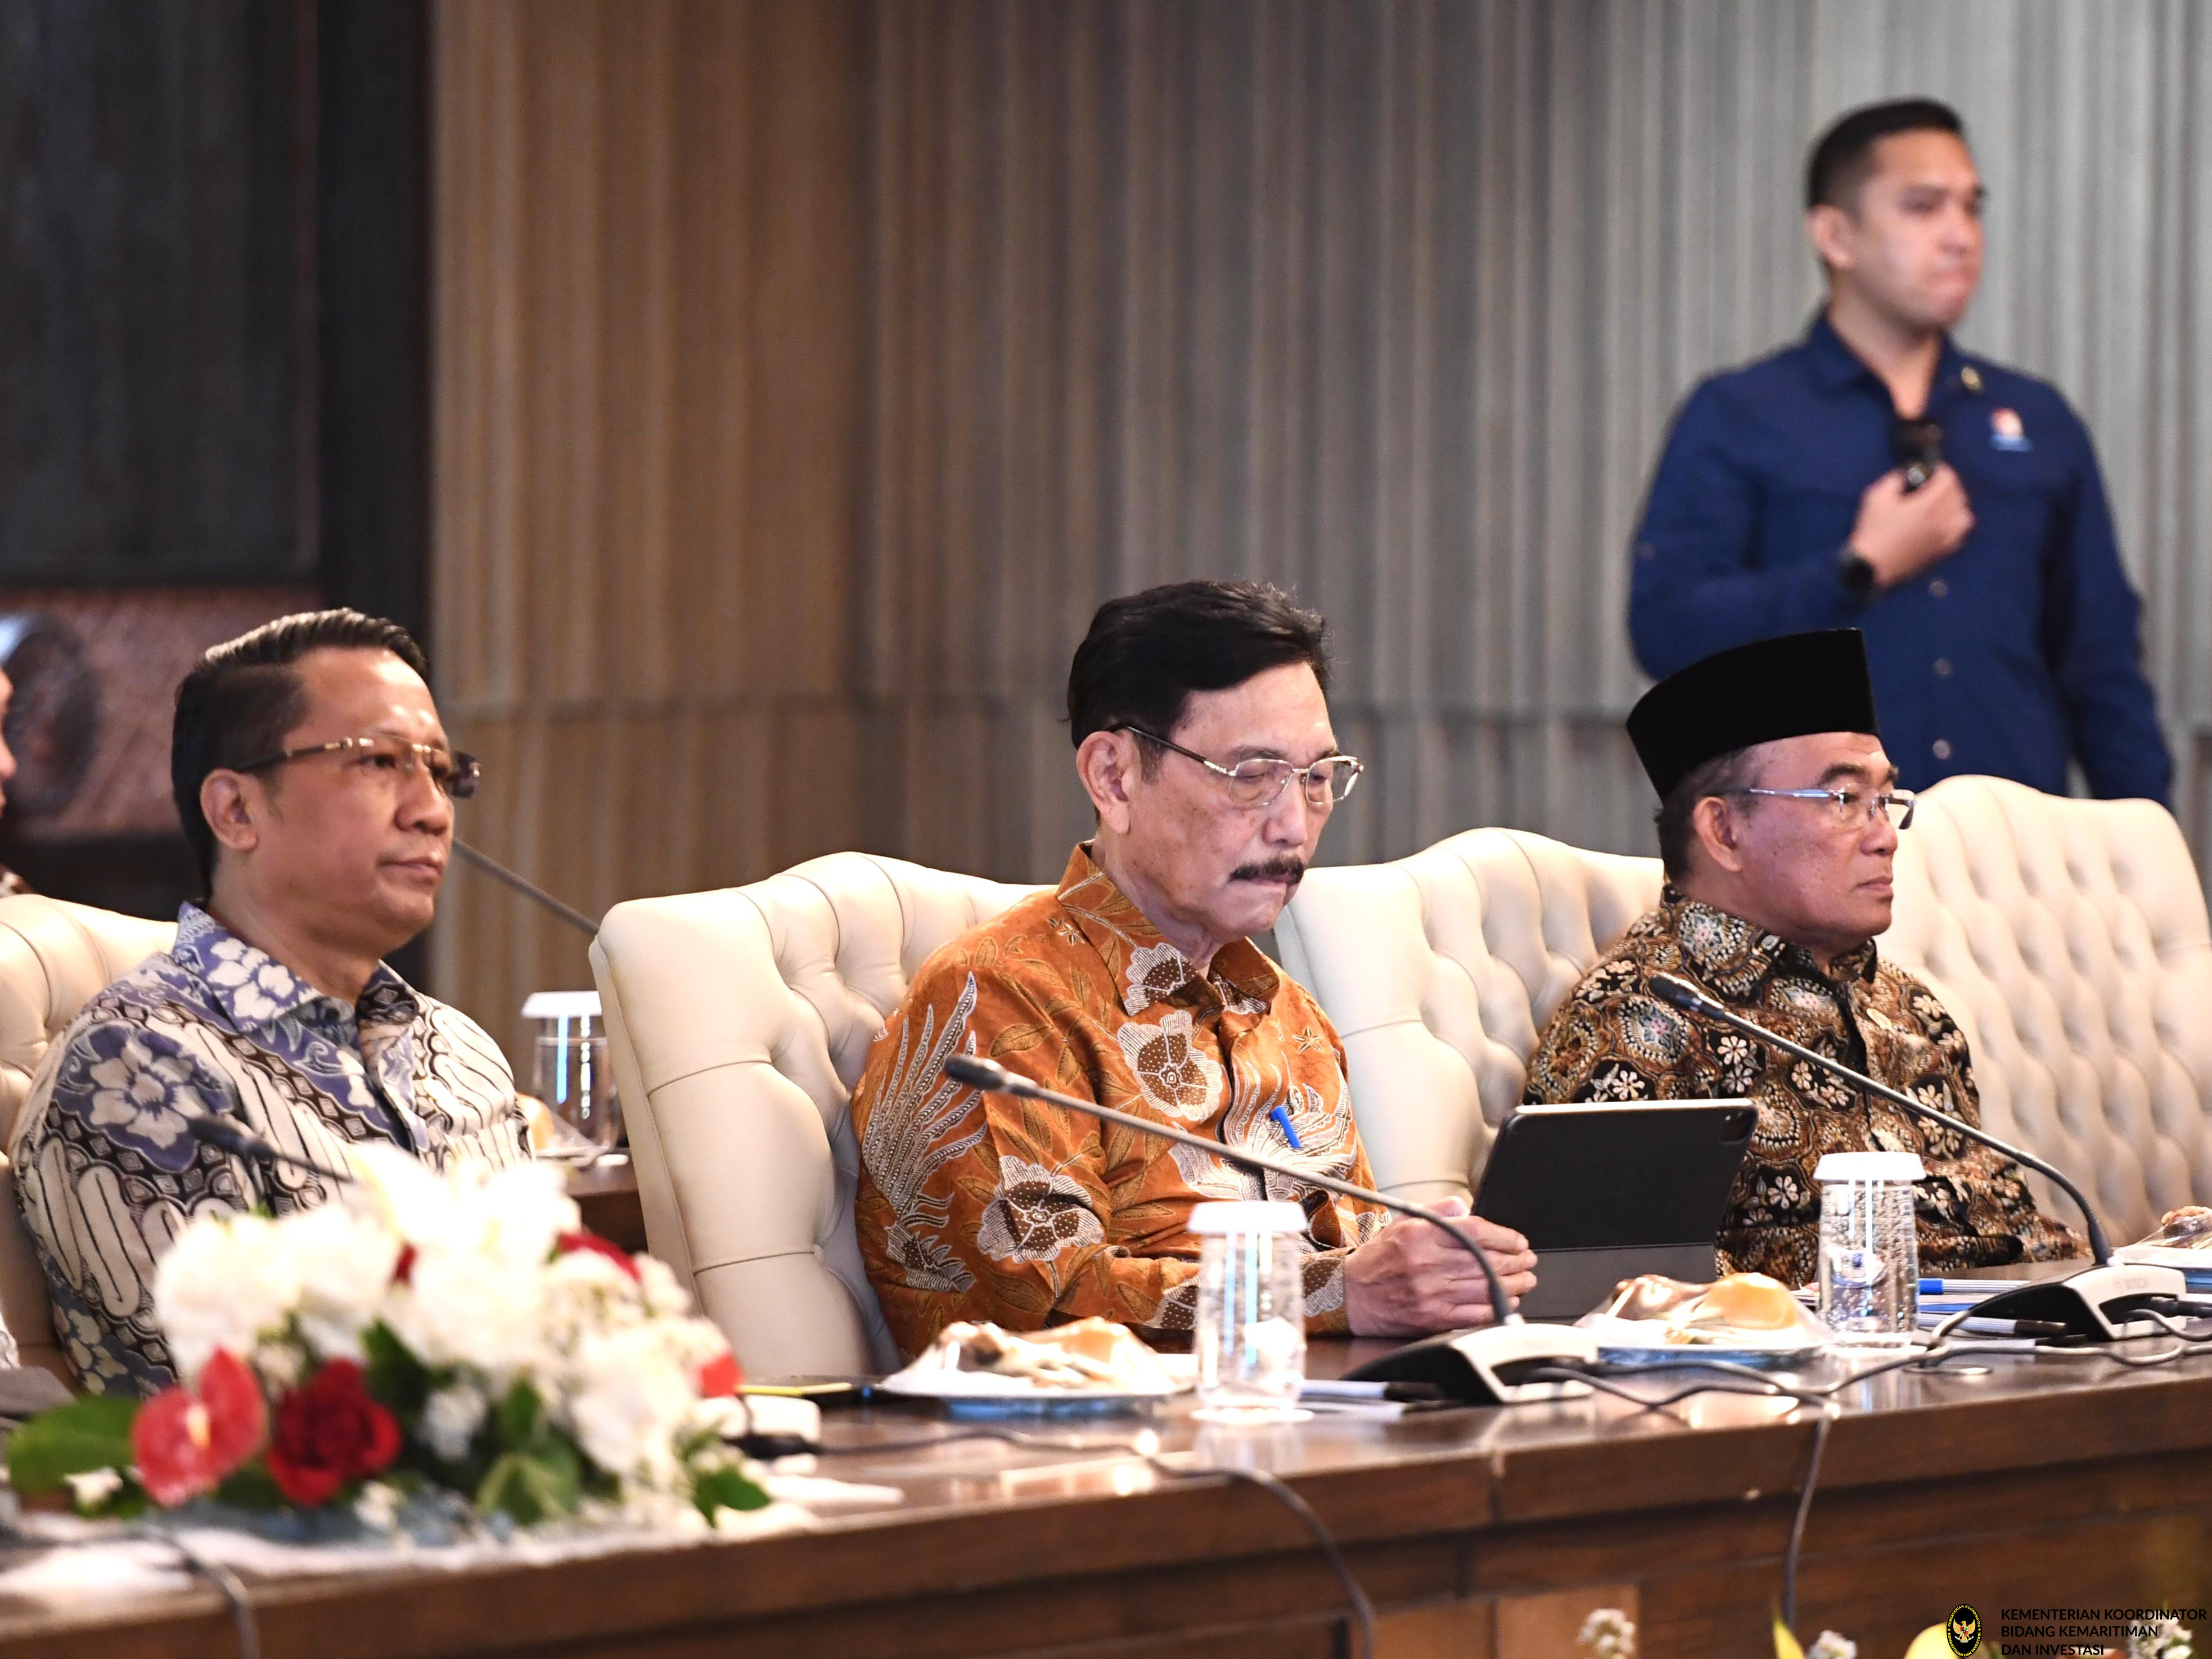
1472 1101 1755 1251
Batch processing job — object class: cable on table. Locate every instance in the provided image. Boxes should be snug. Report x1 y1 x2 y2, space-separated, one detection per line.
0 1518 261 1659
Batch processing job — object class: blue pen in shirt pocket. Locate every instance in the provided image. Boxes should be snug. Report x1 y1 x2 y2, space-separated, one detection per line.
1269 1104 1303 1149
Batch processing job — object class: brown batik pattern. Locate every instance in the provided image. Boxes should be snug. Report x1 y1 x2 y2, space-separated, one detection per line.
1523 887 2082 1287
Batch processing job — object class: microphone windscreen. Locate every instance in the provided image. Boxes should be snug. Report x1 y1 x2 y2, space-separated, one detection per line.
1648 973 1710 1014
943 1054 1009 1090
1891 418 1944 490
185 1113 284 1166
185 1112 247 1149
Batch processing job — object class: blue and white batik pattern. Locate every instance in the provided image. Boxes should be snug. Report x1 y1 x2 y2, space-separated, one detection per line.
11 904 528 1395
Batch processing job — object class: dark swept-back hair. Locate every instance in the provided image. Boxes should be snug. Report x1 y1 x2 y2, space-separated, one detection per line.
1655 745 1766 882
1066 580 1331 756
1805 97 1965 212
172 608 432 891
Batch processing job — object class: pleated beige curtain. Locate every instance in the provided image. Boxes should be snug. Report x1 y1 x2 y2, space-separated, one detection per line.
433 0 2212 1058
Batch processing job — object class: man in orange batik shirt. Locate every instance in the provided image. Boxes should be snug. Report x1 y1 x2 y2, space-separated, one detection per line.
850 580 1538 1359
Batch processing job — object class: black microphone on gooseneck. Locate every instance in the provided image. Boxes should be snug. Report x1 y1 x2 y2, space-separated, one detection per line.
186 1112 357 1187
1643 972 2206 1344
1647 972 2109 1263
942 1053 1602 1403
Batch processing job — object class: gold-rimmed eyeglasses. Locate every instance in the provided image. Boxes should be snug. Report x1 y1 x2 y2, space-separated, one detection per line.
236 736 481 800
1120 726 1363 810
1731 786 1914 830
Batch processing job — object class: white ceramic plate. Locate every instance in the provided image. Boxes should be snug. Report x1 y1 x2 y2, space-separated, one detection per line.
1578 1314 1826 1368
876 1365 1186 1414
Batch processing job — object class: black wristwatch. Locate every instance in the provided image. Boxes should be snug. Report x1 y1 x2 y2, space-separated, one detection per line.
1838 546 1880 599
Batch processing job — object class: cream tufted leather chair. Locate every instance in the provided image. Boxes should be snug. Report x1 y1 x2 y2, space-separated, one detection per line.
1881 775 2212 1243
591 854 1044 1380
1276 830 1662 1205
0 896 175 1385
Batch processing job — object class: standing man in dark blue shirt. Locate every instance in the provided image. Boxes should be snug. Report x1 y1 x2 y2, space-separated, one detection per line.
1629 98 2171 803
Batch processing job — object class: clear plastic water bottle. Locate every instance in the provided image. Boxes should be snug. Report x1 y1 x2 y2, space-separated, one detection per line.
1814 1151 1923 1345
1190 1201 1309 1422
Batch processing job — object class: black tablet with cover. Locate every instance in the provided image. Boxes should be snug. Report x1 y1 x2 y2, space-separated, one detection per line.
1473 1100 1757 1320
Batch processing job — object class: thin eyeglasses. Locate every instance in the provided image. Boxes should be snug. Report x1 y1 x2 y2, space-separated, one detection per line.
1731 786 1914 830
1119 726 1362 810
235 736 481 799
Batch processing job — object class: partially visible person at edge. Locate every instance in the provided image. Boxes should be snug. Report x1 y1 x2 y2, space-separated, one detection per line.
0 663 27 896
1629 96 2170 804
1524 628 2082 1287
848 580 1538 1359
12 610 529 1395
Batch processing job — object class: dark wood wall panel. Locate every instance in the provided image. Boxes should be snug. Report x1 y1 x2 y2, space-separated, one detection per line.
0 0 313 586
0 2 427 935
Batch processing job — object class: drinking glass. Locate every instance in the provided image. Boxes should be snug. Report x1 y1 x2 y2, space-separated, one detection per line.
523 990 623 1152
1815 1151 1922 1345
1191 1201 1309 1423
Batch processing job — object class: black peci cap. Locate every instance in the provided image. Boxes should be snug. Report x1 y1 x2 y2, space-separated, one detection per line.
1628 630 1881 799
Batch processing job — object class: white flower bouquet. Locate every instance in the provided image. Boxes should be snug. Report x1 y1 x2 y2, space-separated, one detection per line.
8 1143 766 1533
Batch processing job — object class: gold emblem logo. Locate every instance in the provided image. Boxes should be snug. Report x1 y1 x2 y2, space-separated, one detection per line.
1945 1604 1981 1657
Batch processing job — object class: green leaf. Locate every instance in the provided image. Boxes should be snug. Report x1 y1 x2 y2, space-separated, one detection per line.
495 1380 542 1450
691 1463 771 1520
362 1323 429 1416
103 1484 150 1521
6 1394 138 1494
213 1460 286 1512
475 1440 582 1526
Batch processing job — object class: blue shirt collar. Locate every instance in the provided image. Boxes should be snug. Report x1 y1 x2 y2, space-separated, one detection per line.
1803 310 1972 405
172 903 417 1032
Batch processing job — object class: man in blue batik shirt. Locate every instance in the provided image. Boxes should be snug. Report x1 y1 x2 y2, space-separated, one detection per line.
12 611 529 1395
1629 98 2171 803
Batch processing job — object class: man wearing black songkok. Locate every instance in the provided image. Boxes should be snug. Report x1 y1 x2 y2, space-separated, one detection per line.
1525 629 2080 1285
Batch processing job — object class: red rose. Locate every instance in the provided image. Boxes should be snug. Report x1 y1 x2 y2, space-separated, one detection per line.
265 1360 402 1508
133 1349 268 1507
696 1349 742 1398
556 1230 641 1282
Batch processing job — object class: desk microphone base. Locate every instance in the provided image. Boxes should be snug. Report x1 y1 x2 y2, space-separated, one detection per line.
1970 1263 2187 1341
1343 1323 1598 1404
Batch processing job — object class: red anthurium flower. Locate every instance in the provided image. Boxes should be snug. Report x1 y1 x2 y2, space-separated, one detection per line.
696 1349 742 1398
556 1230 641 1282
265 1360 402 1508
132 1349 269 1507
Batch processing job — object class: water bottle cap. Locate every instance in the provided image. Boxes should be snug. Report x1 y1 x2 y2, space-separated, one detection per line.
1813 1150 1925 1183
1189 1201 1308 1236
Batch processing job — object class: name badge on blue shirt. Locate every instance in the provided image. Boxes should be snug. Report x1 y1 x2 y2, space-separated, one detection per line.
1990 407 2031 452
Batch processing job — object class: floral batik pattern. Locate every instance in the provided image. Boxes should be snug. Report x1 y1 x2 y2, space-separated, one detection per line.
1523 887 2082 1287
12 904 530 1396
858 973 987 1294
976 1156 1106 1264
849 845 1385 1359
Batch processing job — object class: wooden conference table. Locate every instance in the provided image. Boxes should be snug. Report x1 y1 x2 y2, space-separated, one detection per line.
4 1324 2209 1659
564 1157 647 1253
